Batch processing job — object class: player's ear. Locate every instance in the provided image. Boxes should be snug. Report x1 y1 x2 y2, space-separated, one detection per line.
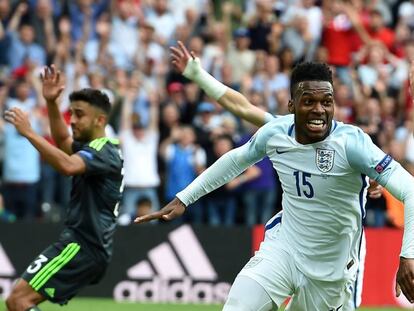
95 113 107 128
288 99 295 113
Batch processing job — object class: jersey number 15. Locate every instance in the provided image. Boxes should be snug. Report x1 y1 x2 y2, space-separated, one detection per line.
293 171 314 198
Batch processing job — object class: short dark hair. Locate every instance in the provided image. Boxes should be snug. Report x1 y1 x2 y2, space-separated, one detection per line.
69 88 111 115
290 62 333 97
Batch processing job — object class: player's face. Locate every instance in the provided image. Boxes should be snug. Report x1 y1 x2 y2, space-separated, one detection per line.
289 81 334 144
69 100 103 142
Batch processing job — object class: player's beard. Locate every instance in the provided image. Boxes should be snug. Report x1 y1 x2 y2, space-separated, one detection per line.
73 126 94 143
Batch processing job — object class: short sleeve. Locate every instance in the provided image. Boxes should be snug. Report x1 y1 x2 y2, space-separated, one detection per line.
76 143 120 176
346 128 396 185
72 141 84 153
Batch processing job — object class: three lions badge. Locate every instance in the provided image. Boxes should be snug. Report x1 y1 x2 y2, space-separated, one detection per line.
316 148 335 173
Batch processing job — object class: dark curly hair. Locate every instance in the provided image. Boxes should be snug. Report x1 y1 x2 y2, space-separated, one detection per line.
290 62 333 97
69 88 111 115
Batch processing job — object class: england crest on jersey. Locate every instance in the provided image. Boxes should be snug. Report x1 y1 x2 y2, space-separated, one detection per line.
316 148 335 173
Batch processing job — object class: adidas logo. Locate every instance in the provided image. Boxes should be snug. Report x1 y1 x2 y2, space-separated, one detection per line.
0 243 16 300
114 225 231 303
128 225 217 280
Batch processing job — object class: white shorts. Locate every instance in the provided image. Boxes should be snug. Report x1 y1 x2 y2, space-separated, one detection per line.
238 213 354 310
343 229 366 311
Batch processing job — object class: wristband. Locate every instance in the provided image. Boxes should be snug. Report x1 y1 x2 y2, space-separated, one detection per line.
183 58 227 100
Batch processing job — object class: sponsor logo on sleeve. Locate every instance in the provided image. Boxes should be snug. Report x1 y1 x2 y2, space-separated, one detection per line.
78 150 94 160
375 155 392 174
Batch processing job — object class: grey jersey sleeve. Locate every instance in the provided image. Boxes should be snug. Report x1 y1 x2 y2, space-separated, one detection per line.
176 124 271 206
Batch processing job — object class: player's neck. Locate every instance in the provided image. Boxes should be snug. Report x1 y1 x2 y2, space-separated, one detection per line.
91 128 107 141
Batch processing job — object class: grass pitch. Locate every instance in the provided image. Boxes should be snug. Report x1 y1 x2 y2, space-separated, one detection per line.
37 298 408 311
1 298 408 310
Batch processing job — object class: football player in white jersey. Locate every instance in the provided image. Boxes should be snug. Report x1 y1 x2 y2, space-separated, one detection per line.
164 41 385 310
136 44 414 310
164 42 385 310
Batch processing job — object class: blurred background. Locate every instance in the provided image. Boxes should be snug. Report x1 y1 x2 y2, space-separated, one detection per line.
0 0 413 309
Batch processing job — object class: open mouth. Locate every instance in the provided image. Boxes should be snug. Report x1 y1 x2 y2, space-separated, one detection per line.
306 119 326 131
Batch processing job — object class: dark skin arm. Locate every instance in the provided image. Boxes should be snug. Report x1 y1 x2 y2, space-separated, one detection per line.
171 41 266 127
134 197 186 223
135 43 384 225
395 60 414 303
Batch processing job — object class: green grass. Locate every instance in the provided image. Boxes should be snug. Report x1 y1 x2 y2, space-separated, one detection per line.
18 298 414 311
1 298 408 310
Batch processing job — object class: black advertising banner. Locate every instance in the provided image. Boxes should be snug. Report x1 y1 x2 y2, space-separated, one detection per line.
0 223 251 303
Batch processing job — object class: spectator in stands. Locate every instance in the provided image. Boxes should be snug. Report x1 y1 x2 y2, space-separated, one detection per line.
67 0 110 43
398 0 414 30
119 87 160 224
251 54 289 113
107 0 141 70
0 0 412 231
280 0 323 61
6 2 46 70
160 125 206 223
146 0 177 46
238 120 278 226
226 27 256 89
28 0 56 59
0 78 42 220
204 134 238 226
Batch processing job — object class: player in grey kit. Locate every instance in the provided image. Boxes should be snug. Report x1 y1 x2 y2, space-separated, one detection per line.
5 65 123 311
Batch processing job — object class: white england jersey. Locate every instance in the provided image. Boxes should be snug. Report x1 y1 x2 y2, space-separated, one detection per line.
244 114 396 281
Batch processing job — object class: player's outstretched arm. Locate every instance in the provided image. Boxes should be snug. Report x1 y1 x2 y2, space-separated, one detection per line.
171 41 268 127
135 123 269 225
4 107 85 176
382 167 414 302
410 61 414 115
135 197 186 223
392 63 414 301
41 64 73 154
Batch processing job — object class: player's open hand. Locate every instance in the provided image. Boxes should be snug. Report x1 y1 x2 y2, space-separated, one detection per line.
134 197 186 224
395 257 414 303
40 64 65 104
170 41 194 73
170 41 201 80
4 107 33 136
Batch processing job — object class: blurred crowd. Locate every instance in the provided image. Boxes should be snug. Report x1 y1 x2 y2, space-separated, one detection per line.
0 0 413 228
